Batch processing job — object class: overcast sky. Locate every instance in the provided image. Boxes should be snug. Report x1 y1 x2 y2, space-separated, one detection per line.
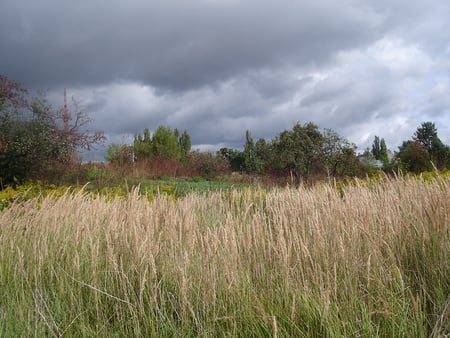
1 0 449 161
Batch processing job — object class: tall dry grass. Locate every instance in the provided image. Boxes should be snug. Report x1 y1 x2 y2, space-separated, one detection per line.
0 175 449 336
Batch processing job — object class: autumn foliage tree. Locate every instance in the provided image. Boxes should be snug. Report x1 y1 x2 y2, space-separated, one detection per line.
0 75 105 186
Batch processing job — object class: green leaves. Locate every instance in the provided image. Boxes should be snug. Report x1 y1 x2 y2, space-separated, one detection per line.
396 122 450 172
0 75 105 186
272 122 323 179
222 122 361 180
152 126 180 159
133 126 192 162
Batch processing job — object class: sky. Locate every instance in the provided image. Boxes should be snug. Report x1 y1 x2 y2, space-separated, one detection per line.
1 0 449 161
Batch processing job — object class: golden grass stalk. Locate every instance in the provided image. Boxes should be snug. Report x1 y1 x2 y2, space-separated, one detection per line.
0 174 448 336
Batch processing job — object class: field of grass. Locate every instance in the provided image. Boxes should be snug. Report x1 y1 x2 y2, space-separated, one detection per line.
139 176 250 197
0 174 449 337
0 177 250 211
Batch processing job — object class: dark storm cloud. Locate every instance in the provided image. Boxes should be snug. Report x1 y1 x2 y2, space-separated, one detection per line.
1 0 384 90
1 0 449 158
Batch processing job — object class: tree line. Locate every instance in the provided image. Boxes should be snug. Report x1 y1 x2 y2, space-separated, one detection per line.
106 127 191 165
1 74 449 187
219 124 360 182
109 120 450 183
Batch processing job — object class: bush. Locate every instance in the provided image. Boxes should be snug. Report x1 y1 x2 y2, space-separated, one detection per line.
186 151 230 179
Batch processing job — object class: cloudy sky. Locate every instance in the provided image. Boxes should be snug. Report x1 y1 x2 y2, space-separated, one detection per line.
1 0 449 161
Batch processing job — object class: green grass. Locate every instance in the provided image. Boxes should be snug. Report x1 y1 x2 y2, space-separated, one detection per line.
140 176 250 197
0 175 449 337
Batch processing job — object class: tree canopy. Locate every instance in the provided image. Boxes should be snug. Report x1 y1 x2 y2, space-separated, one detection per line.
396 122 450 171
0 75 105 186
219 122 361 181
128 126 192 164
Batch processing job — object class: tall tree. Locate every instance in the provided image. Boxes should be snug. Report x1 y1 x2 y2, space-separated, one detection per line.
254 138 270 175
179 130 191 160
372 136 381 159
273 122 322 182
243 130 256 173
413 122 439 159
371 136 388 163
152 126 180 159
380 138 388 163
397 140 431 173
0 75 105 185
322 128 359 177
412 121 449 168
219 148 245 172
133 128 152 159
371 136 389 168
396 121 450 172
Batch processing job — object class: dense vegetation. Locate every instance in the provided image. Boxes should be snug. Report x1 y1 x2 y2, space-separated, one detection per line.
1 75 449 336
2 75 450 188
0 174 449 336
0 75 104 187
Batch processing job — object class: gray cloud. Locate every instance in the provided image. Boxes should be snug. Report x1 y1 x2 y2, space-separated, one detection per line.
1 0 449 159
1 0 385 89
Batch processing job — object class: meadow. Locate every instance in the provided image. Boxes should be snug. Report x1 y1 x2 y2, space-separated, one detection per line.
0 174 449 337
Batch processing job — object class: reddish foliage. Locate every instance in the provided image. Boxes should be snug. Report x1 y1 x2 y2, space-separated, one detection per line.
55 97 106 151
0 75 28 109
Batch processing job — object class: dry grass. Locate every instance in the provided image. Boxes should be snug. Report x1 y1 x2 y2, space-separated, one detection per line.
0 174 449 336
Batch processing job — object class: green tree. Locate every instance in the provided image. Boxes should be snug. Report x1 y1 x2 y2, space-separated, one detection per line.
219 148 245 172
179 130 191 160
397 140 431 173
413 121 449 168
434 143 450 169
243 130 256 173
106 143 134 166
143 128 151 146
254 138 271 175
152 126 180 159
322 128 359 177
396 121 450 172
371 136 388 163
0 113 60 183
0 75 105 186
133 128 152 159
272 122 322 182
413 122 438 159
337 147 361 176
